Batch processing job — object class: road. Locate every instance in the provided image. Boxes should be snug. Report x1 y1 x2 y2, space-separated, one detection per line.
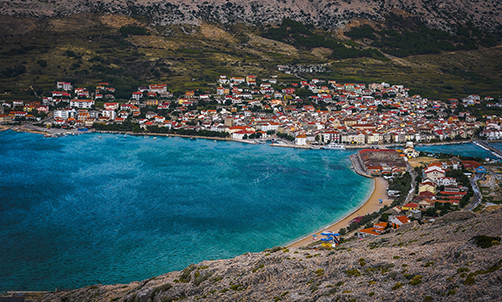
464 174 482 211
404 163 417 204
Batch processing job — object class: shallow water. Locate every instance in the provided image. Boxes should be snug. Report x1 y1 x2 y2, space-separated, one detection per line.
0 131 373 292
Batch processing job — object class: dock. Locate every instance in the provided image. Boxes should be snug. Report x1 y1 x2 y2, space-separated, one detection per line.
473 140 502 159
349 153 372 178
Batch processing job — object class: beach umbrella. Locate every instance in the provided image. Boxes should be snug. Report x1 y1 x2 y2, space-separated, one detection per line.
320 238 332 242
332 233 340 236
321 231 333 236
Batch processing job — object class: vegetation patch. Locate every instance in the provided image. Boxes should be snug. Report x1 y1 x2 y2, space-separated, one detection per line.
345 269 361 277
230 284 245 291
464 262 502 285
314 269 325 277
409 275 423 286
179 264 197 283
472 235 501 248
120 25 150 36
193 271 213 286
264 246 283 253
423 261 434 267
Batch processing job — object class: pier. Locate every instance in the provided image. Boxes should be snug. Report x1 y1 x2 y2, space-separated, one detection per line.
473 140 502 159
349 153 372 178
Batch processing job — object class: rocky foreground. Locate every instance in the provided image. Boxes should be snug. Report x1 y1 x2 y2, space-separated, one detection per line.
41 210 502 302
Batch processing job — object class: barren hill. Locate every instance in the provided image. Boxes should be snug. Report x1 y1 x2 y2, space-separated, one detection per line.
37 209 502 302
1 0 502 34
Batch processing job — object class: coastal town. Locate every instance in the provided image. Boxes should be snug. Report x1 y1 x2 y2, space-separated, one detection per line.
1 71 502 146
1 73 502 240
1 74 502 302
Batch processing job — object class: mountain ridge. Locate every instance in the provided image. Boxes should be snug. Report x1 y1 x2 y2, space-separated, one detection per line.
1 0 502 34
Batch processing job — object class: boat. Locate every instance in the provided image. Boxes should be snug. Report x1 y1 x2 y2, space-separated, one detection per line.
322 143 346 150
310 145 321 150
153 137 157 140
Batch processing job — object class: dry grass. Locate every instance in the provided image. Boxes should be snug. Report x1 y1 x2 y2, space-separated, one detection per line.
408 157 437 168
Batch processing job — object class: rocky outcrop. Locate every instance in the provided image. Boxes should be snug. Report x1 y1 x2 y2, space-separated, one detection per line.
434 210 479 225
1 0 502 33
39 209 502 302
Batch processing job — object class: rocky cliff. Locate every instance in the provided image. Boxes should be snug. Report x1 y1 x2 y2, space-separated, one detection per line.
39 209 502 302
1 0 502 33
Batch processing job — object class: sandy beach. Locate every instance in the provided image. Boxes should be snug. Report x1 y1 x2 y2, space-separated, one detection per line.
288 177 390 248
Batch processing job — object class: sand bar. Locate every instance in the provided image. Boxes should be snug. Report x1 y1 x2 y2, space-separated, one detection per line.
288 177 390 248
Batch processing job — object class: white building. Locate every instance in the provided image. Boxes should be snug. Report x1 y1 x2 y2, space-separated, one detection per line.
70 99 94 109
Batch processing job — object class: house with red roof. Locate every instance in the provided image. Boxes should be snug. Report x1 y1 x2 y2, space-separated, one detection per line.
402 202 419 211
357 222 389 238
389 215 411 226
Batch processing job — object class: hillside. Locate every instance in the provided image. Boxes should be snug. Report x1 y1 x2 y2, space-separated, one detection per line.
1 0 502 35
1 12 502 103
37 209 502 302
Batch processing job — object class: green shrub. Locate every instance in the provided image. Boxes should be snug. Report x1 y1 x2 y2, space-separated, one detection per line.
472 235 501 248
464 273 476 285
423 296 433 302
346 269 361 277
457 267 470 274
392 282 404 290
409 275 423 286
369 291 375 297
424 261 434 267
264 246 283 253
179 264 196 282
230 284 245 291
324 287 337 296
119 25 149 36
359 258 367 267
314 269 325 276
193 271 213 286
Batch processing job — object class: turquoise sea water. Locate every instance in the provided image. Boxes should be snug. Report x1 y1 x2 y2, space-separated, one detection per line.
416 142 500 159
0 131 373 292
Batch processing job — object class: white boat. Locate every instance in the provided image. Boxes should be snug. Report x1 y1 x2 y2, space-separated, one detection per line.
322 143 346 150
153 137 157 140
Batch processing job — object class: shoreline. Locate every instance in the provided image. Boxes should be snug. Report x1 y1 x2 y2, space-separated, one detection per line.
1 124 483 147
287 177 389 248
